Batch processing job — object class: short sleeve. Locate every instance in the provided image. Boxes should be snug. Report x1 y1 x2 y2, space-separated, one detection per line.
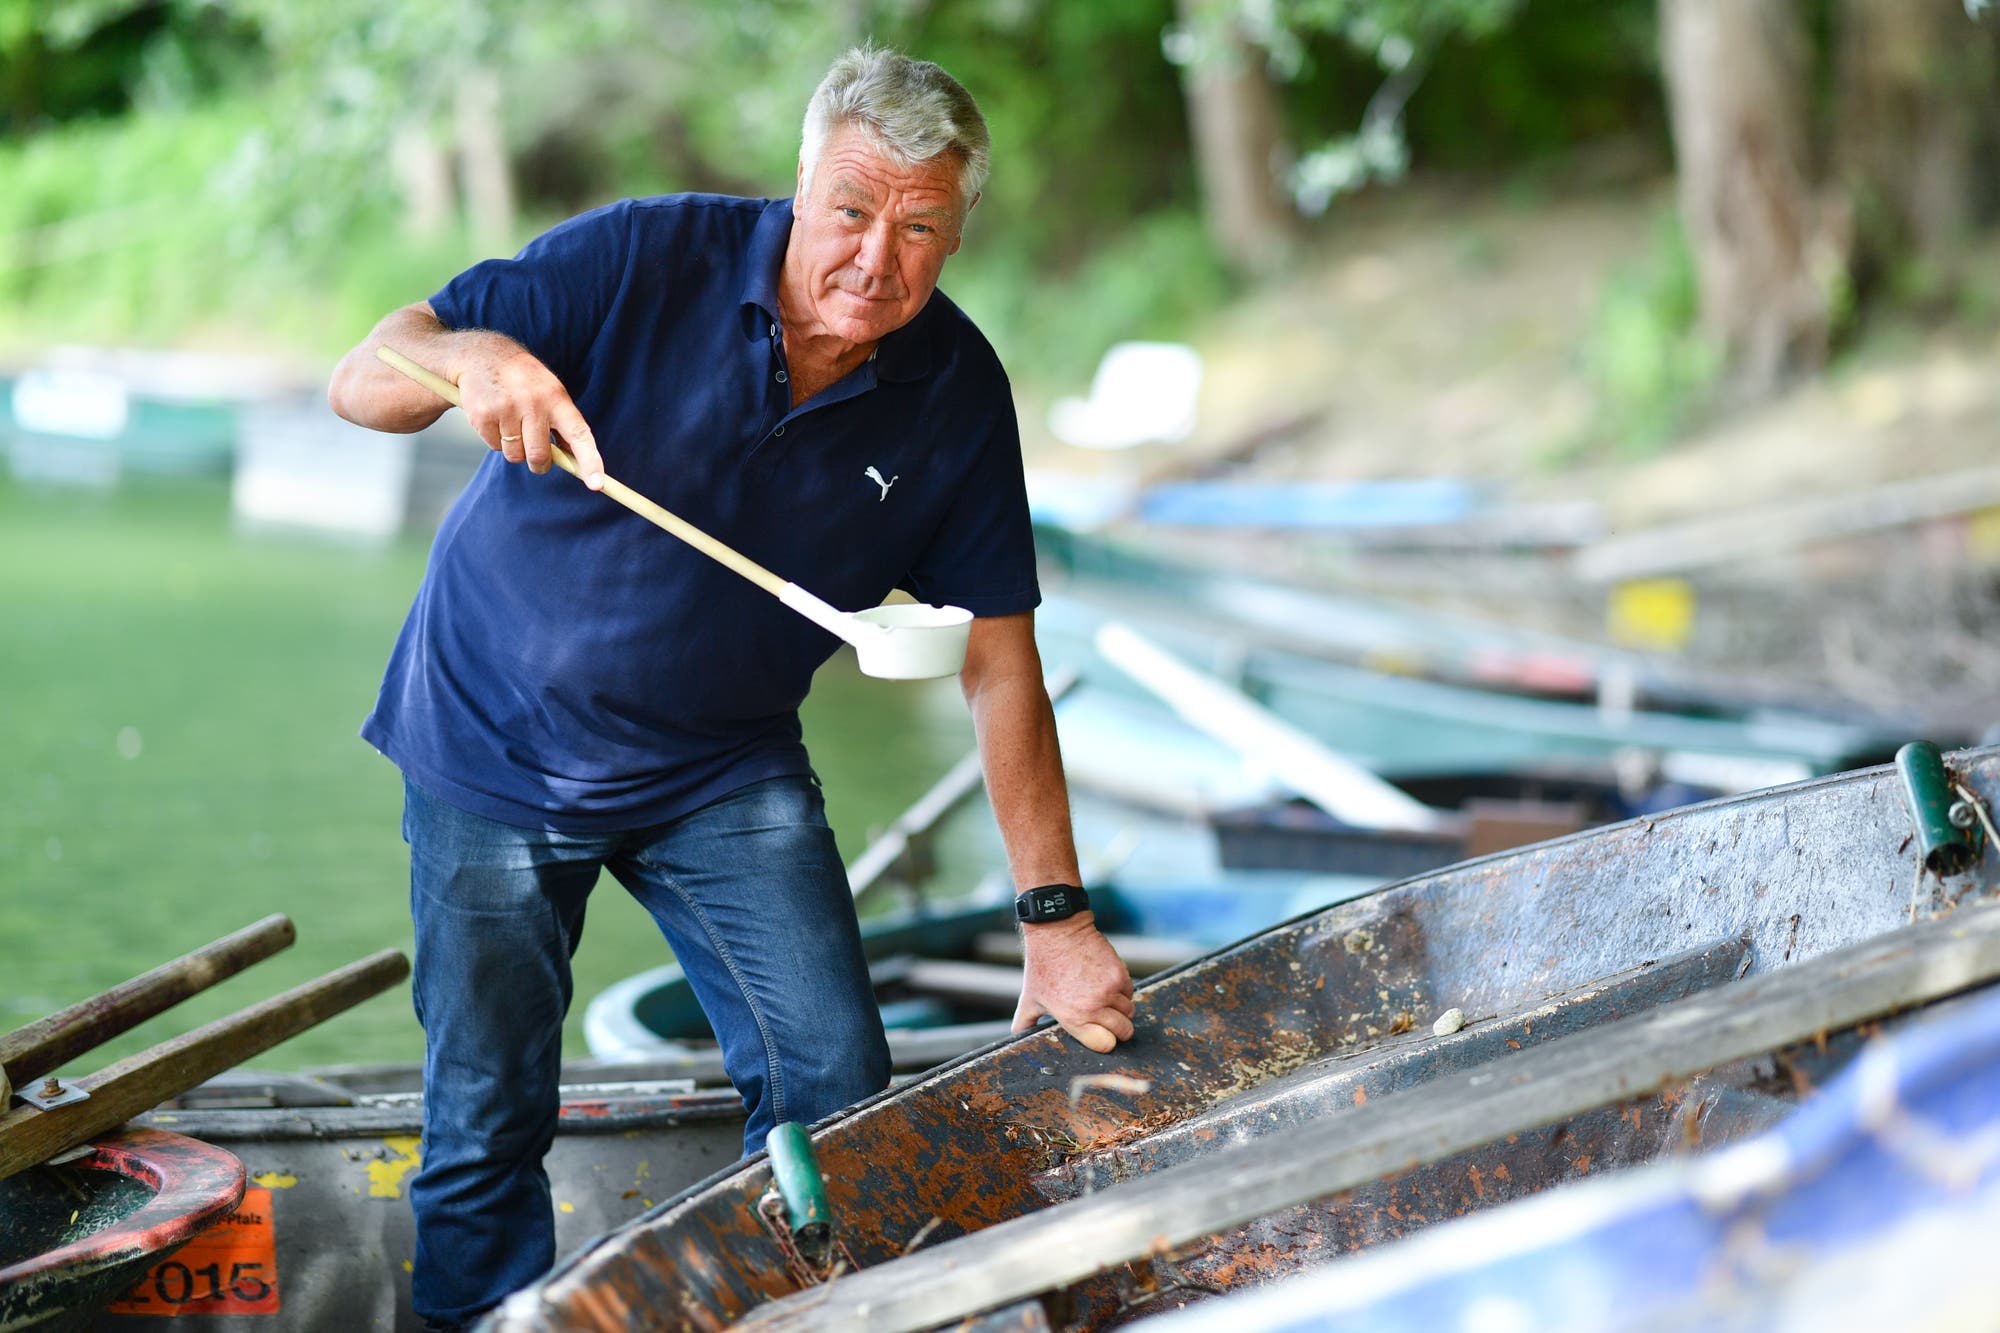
427 200 635 385
901 385 1042 618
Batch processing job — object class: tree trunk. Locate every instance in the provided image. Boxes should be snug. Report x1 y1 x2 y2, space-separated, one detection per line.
1174 0 1298 277
1834 0 1994 293
391 125 456 241
455 69 516 254
1659 0 1847 400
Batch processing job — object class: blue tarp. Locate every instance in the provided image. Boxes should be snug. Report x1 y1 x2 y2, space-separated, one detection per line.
1137 479 1481 530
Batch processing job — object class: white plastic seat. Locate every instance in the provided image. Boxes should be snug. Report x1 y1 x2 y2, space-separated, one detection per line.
1047 341 1203 450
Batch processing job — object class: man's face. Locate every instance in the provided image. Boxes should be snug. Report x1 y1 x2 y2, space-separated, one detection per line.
790 124 972 347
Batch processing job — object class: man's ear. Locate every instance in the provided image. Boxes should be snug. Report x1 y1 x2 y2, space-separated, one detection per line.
796 157 808 197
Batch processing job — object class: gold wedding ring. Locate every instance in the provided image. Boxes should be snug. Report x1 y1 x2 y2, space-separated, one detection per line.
500 432 522 442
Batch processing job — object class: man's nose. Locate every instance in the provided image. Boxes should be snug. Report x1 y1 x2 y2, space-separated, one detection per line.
856 222 898 279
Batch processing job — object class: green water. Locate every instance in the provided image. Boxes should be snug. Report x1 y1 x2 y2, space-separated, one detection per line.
0 477 983 1073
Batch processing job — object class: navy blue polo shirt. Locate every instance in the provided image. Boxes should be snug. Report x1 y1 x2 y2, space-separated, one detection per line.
361 194 1040 831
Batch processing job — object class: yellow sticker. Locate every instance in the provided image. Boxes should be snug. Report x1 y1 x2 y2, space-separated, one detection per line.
1607 578 1696 652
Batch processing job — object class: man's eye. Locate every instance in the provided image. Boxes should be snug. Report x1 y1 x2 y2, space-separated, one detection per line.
841 207 862 219
911 223 932 234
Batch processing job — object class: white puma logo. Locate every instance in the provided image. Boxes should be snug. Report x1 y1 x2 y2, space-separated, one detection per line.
864 466 899 501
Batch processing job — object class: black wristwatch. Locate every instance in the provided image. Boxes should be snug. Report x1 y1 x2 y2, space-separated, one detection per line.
1015 883 1090 924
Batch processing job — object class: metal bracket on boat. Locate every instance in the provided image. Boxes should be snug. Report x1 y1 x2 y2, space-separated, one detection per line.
17 1075 91 1111
760 1121 835 1269
1895 741 1981 878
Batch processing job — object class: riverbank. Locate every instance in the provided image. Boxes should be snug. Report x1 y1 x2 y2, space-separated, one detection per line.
1017 172 2000 732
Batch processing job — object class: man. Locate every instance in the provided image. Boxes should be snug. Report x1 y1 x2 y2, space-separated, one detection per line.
328 46 1133 1330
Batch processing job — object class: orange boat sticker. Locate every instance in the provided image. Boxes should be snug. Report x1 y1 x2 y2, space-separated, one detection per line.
108 1187 280 1316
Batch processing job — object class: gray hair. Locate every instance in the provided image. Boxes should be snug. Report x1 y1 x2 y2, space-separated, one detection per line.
800 46 990 212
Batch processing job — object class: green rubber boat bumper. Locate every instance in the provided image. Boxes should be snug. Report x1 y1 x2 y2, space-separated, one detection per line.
1895 741 1978 878
765 1122 834 1259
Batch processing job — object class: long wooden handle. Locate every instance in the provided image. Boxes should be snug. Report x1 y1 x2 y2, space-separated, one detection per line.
0 914 296 1087
375 344 789 596
0 948 412 1180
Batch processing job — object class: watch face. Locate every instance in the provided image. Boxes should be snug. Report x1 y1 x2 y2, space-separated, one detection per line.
1018 885 1087 922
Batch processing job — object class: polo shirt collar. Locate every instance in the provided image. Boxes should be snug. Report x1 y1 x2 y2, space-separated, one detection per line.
740 196 934 384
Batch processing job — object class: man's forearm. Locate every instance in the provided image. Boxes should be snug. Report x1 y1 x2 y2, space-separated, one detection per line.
967 662 1082 894
328 303 508 433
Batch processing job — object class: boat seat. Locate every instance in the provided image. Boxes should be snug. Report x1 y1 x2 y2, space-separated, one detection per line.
973 930 1202 977
1036 934 1750 1200
898 959 1026 1009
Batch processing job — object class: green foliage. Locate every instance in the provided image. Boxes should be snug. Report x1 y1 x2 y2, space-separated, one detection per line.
0 0 1217 361
1270 0 1664 207
0 102 245 344
949 207 1233 391
1577 211 1721 456
0 0 259 130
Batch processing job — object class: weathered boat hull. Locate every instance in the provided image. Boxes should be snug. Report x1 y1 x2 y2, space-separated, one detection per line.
1127 980 2000 1333
0 1128 244 1332
478 746 2000 1333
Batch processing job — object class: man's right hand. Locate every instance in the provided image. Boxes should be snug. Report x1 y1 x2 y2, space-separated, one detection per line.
329 303 606 490
1012 914 1136 1054
449 335 605 489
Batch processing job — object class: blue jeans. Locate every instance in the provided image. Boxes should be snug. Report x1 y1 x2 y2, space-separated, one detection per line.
401 774 890 1327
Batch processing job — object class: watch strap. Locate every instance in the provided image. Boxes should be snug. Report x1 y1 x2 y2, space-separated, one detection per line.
1016 883 1090 923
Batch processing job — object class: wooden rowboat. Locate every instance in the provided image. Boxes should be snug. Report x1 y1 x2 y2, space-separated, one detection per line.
477 744 2000 1332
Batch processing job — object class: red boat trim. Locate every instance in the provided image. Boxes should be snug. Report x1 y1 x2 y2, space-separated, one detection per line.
0 1127 245 1291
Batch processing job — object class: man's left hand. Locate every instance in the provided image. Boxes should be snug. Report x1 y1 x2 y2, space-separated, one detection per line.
1012 914 1135 1053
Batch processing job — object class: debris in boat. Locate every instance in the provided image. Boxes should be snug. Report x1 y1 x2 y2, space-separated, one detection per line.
1064 1109 1182 1158
1433 1007 1467 1036
1951 780 1999 854
901 1215 943 1254
1388 1011 1415 1035
1068 1073 1154 1106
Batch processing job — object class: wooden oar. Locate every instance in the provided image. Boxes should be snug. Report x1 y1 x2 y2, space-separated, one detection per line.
0 948 410 1180
0 915 296 1089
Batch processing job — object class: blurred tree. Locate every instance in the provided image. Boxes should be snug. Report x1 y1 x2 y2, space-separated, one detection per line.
1659 0 1846 400
0 0 256 131
1835 0 1999 302
1169 0 1299 275
1163 0 1527 274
